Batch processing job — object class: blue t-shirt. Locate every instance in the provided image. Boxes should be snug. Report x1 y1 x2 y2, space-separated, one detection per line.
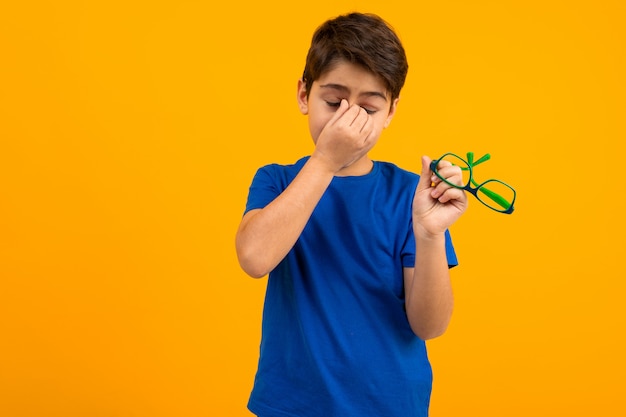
244 156 457 417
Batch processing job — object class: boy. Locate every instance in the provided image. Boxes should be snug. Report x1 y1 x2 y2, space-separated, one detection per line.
236 12 467 417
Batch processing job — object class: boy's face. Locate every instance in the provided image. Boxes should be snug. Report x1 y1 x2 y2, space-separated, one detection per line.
297 60 398 146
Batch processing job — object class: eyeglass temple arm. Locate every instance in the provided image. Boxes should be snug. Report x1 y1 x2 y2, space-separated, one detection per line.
463 152 510 209
467 152 491 166
460 153 491 172
476 185 512 210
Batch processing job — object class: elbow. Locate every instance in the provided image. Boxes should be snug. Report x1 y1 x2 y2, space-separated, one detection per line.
235 240 271 279
240 263 270 279
236 250 270 279
408 312 452 341
411 324 448 341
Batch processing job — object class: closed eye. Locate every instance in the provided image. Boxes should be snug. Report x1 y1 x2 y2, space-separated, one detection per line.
325 101 377 115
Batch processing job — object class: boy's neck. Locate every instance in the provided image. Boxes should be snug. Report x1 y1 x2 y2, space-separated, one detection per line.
334 156 374 177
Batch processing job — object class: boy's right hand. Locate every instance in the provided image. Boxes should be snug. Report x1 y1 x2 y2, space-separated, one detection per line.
312 99 376 173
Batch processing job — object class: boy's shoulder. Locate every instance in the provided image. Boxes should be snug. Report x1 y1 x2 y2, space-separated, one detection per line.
266 156 309 169
376 160 420 182
256 156 309 176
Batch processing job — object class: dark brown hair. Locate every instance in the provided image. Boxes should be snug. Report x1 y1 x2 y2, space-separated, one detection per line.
302 12 409 101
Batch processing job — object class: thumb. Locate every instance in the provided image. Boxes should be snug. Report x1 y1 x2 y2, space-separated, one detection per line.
416 155 434 192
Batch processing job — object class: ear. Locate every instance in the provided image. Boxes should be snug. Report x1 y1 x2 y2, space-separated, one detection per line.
297 79 309 115
383 97 400 128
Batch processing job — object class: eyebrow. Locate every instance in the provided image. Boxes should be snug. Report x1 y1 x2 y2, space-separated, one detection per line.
319 83 388 101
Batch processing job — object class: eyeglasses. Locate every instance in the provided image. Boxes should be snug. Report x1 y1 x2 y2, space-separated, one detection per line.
430 152 516 214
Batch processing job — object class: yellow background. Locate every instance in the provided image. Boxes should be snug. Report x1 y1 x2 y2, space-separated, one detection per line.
1 1 624 416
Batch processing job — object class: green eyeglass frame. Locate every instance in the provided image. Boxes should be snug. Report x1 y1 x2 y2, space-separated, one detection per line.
430 152 516 214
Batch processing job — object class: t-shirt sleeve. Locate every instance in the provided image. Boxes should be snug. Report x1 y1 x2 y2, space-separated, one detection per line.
443 229 458 267
244 165 282 215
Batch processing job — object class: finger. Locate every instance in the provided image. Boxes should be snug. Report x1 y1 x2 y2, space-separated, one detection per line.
416 155 434 192
434 159 453 169
435 187 467 204
430 180 453 199
434 164 464 187
429 159 452 182
327 99 351 126
360 119 379 152
347 104 368 127
354 109 372 134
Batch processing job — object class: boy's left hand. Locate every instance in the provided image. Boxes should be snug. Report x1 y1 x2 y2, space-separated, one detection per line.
412 155 468 237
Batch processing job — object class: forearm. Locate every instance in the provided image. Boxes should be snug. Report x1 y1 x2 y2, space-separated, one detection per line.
236 155 335 278
405 232 454 340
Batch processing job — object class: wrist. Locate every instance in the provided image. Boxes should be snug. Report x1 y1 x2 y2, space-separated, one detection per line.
309 151 341 175
413 223 446 243
299 153 339 186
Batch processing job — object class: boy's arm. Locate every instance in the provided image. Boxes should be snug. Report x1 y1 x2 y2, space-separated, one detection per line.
403 156 467 340
236 100 376 278
403 235 453 340
236 156 334 278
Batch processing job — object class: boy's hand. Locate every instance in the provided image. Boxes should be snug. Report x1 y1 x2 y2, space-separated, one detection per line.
412 156 468 237
312 99 376 173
